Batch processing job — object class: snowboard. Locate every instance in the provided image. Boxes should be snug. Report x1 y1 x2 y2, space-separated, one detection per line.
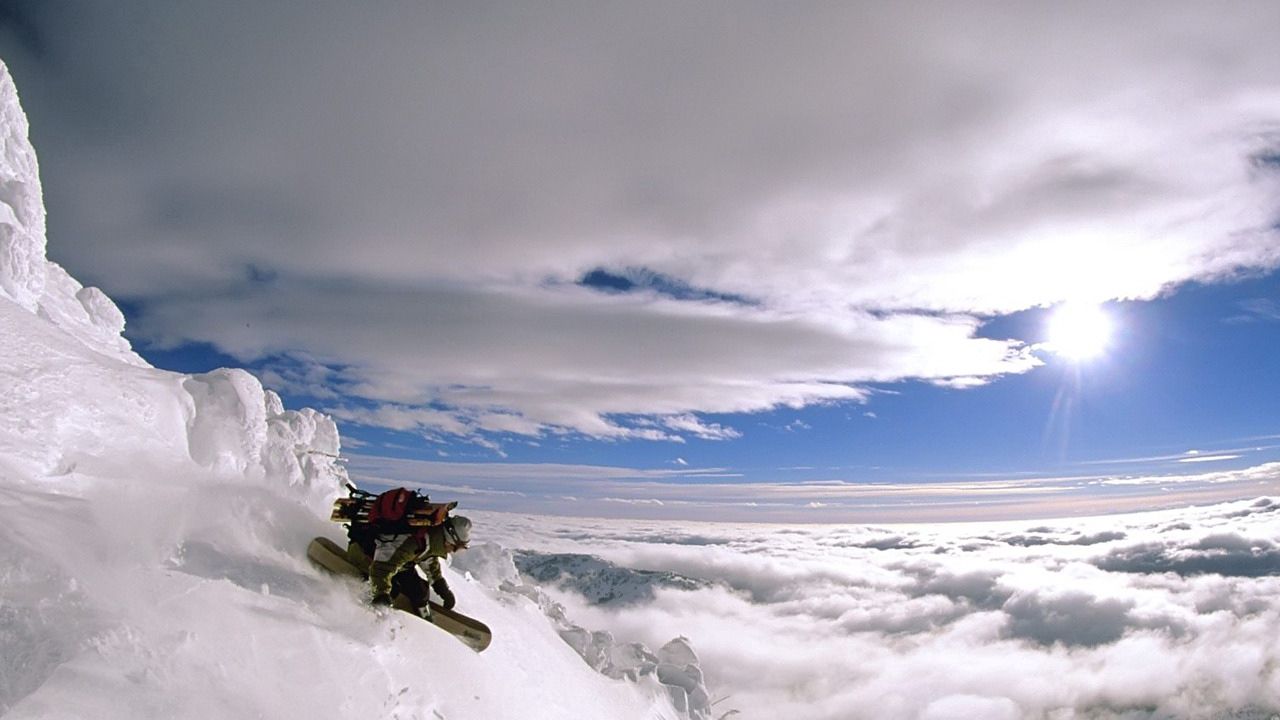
306 536 492 652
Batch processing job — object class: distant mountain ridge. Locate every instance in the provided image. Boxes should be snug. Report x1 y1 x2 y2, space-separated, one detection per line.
514 550 715 605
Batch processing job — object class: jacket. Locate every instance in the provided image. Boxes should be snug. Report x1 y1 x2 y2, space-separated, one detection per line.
362 523 451 599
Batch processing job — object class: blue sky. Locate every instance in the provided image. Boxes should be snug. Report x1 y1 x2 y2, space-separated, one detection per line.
125 269 1280 522
3 2 1279 520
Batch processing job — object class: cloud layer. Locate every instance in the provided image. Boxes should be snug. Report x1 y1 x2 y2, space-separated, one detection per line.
5 2 1280 440
471 496 1280 719
351 454 1280 523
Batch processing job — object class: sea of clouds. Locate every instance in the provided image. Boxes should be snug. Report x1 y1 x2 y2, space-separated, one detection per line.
474 498 1280 719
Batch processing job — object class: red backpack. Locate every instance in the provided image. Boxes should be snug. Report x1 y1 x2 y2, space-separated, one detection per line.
333 485 457 551
367 487 416 527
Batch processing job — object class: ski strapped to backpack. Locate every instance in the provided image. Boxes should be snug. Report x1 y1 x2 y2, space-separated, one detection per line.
331 484 458 534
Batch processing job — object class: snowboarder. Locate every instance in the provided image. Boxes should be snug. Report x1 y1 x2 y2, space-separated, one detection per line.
345 510 473 618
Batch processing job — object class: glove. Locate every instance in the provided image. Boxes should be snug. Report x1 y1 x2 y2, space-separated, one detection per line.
370 592 392 607
432 578 456 610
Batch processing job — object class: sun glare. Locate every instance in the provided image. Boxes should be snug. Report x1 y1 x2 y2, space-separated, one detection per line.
1046 302 1113 361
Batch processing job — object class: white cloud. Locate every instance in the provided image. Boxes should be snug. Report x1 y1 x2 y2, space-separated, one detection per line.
137 281 1032 440
470 495 1280 719
9 2 1279 440
601 498 666 506
660 415 742 441
327 404 471 437
1178 453 1243 464
350 454 1280 523
1228 298 1280 323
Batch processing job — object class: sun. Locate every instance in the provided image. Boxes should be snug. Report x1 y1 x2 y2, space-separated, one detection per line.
1046 302 1113 361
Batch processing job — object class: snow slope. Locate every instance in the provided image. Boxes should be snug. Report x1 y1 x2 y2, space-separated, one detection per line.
0 59 679 720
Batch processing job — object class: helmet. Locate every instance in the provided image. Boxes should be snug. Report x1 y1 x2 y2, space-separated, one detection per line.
445 515 472 546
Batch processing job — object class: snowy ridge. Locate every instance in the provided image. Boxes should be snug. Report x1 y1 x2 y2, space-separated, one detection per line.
0 66 141 367
0 58 681 719
0 62 45 313
455 544 717 718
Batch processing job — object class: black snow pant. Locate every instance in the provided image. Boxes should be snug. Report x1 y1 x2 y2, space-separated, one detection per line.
391 567 431 610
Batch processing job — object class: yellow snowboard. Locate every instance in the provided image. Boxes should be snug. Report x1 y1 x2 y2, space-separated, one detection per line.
307 536 492 652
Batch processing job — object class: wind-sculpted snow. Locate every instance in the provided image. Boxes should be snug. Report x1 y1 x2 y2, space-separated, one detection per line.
0 62 44 312
0 63 143 366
